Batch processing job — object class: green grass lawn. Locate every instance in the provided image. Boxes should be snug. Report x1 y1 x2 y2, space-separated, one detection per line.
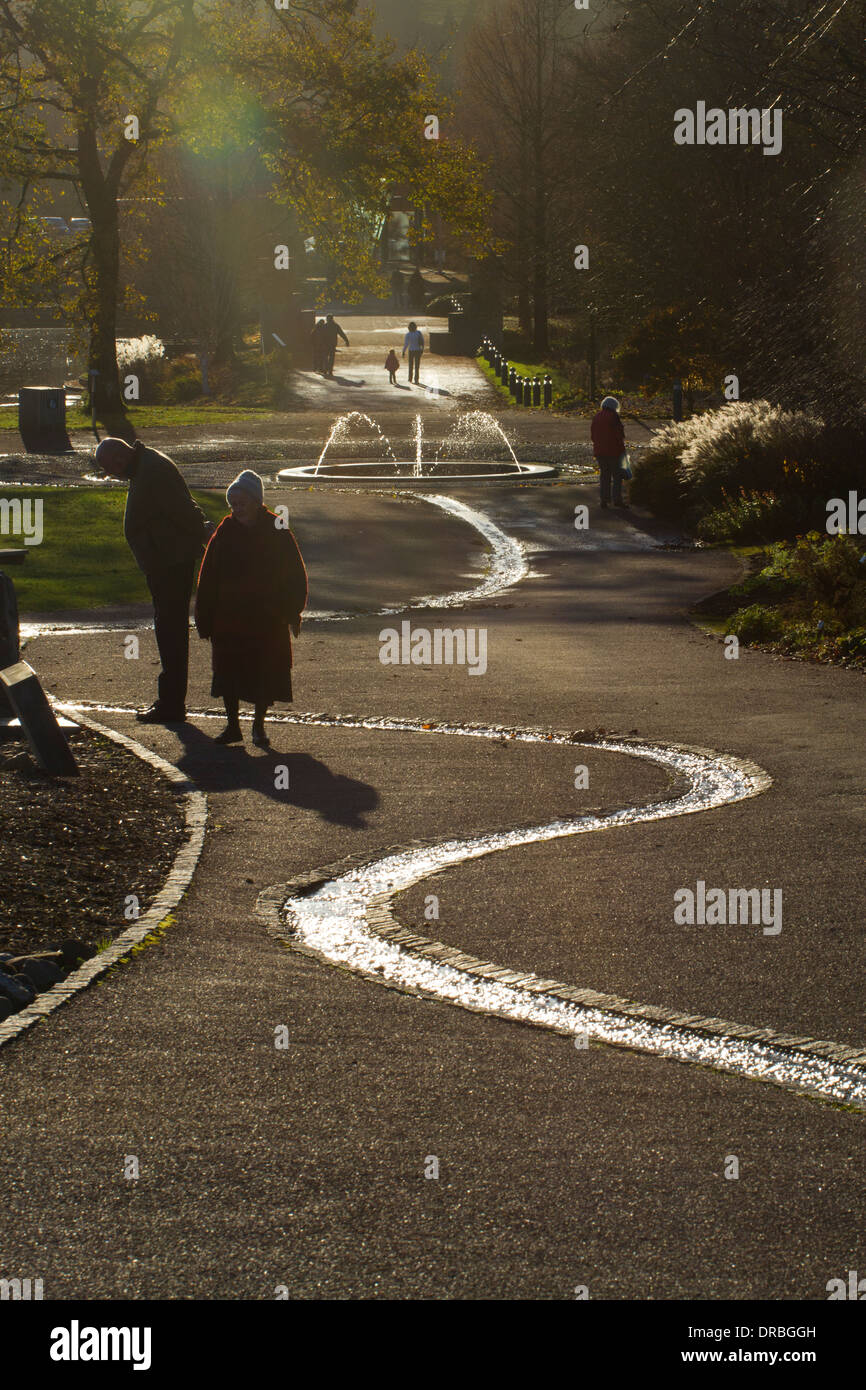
476 354 573 407
477 334 675 418
475 353 671 417
6 487 226 612
0 404 278 433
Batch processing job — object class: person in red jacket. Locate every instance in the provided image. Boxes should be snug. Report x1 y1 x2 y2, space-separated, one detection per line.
590 396 628 508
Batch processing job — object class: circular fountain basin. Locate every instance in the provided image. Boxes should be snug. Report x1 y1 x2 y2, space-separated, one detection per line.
277 460 557 485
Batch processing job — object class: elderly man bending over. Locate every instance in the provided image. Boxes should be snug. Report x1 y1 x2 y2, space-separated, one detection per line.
95 436 214 724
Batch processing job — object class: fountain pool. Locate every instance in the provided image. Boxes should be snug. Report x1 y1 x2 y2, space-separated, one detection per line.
278 459 555 484
276 411 557 485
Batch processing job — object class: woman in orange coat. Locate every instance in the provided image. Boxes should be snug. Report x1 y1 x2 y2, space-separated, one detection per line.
195 471 308 747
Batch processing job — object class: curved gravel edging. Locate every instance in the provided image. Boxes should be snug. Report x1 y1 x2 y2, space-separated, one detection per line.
252 717 866 1110
259 853 866 1110
0 712 207 1050
20 490 528 638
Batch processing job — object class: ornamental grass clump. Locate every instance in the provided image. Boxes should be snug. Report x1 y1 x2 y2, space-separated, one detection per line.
115 335 167 404
677 401 824 509
115 335 165 372
633 401 826 529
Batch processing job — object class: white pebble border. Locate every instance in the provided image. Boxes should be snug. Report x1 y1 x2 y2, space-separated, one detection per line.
0 711 207 1050
21 491 528 639
252 721 866 1111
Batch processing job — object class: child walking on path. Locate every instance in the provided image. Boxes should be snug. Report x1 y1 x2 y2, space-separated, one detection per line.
385 349 400 385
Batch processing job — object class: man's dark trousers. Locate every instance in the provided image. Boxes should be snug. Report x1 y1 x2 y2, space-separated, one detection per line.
146 559 196 713
408 349 421 383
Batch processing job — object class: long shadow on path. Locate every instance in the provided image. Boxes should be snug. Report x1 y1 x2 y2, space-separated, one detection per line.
173 721 378 829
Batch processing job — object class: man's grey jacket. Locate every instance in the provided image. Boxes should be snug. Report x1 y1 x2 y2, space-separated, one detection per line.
123 444 212 575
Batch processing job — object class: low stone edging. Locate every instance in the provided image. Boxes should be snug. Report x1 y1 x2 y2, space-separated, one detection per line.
257 834 866 1094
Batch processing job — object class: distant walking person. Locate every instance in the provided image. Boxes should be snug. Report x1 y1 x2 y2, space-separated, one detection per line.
195 471 308 749
322 314 349 377
384 348 400 385
95 436 214 724
310 318 327 374
390 269 404 310
408 267 426 312
403 321 424 384
591 396 628 509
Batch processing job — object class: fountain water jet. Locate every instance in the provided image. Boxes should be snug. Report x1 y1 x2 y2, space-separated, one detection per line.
316 412 398 472
437 411 521 468
413 415 423 478
279 410 556 485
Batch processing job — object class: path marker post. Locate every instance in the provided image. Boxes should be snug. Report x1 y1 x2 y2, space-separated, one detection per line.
0 548 24 720
0 660 78 776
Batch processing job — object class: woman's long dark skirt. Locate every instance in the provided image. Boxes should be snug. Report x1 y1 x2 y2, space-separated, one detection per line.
210 627 293 705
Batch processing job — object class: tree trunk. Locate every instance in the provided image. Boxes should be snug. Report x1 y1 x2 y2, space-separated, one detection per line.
212 323 237 366
516 201 532 335
532 178 549 353
413 207 424 268
86 224 124 420
531 12 549 354
77 121 125 424
516 131 532 336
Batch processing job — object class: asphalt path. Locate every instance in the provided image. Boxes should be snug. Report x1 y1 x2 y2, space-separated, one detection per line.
1 481 863 1300
286 314 500 414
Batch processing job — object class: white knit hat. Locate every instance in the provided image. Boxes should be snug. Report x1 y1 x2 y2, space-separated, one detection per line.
226 469 264 506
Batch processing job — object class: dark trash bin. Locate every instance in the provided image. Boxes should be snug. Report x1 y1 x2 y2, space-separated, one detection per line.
18 386 69 453
19 386 65 433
